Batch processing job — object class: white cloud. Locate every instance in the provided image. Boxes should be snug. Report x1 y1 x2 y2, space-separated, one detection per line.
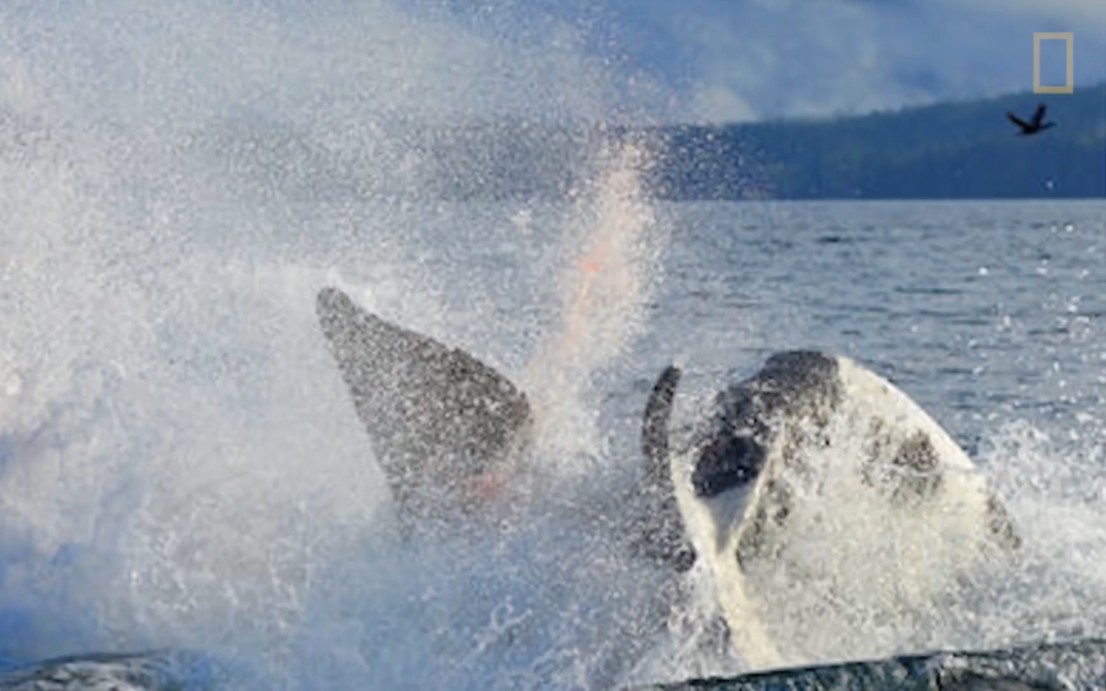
630 0 1106 122
961 0 1106 23
690 84 759 122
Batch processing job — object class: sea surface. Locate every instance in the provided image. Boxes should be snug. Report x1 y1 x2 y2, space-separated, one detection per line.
2 3 1105 688
3 162 1105 687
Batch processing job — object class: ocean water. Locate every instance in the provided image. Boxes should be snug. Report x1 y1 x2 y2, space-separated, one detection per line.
2 2 1106 689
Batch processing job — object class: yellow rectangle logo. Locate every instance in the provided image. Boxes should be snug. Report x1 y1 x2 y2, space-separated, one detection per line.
1033 32 1074 94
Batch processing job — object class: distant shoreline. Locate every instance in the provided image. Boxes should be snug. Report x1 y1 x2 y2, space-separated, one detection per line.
638 83 1106 201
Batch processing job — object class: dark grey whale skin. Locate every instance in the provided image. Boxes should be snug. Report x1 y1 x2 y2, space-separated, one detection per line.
636 365 696 572
5 638 1105 689
639 352 845 571
637 637 1106 690
689 351 840 500
316 287 532 531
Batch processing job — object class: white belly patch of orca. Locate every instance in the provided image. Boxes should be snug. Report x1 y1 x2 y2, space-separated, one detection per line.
316 287 1019 668
642 352 1019 667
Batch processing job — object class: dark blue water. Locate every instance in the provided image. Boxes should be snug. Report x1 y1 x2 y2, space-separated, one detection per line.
648 201 1104 438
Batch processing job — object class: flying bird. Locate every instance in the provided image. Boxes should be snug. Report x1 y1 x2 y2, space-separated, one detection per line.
1007 103 1055 136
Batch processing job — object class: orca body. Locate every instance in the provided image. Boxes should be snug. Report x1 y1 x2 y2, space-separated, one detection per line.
316 287 1019 667
642 352 1019 666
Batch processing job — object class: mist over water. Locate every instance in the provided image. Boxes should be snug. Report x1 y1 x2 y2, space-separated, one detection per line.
0 2 680 687
2 1 1105 689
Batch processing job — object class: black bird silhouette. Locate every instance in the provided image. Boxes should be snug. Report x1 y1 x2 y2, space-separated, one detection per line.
1007 103 1055 136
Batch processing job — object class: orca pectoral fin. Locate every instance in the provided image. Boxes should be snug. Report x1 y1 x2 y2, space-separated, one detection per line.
632 365 696 571
316 287 532 529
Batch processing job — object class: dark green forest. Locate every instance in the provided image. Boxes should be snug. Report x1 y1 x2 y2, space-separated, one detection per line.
645 83 1106 200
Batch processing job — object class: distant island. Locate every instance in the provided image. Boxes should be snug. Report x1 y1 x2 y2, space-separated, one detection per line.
643 83 1106 200
201 83 1106 201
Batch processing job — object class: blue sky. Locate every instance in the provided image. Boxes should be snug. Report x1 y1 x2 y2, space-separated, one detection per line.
2 0 1103 127
429 0 1106 122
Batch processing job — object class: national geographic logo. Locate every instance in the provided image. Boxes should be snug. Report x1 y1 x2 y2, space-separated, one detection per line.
1033 32 1074 94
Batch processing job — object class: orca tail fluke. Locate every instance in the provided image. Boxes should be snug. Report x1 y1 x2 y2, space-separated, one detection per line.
633 365 696 571
316 287 532 531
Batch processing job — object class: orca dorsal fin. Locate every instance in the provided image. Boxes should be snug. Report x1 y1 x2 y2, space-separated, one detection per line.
316 287 532 531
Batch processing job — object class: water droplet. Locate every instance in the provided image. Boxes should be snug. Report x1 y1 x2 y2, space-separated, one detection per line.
2 373 20 397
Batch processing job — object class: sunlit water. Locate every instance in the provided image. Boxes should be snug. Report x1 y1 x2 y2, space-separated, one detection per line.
2 2 1105 689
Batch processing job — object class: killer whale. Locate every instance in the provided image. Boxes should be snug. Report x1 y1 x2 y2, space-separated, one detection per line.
641 351 1020 666
315 286 686 545
316 287 1020 666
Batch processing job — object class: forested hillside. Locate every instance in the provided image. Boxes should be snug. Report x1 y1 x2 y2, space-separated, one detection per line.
167 84 1105 201
646 84 1106 199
